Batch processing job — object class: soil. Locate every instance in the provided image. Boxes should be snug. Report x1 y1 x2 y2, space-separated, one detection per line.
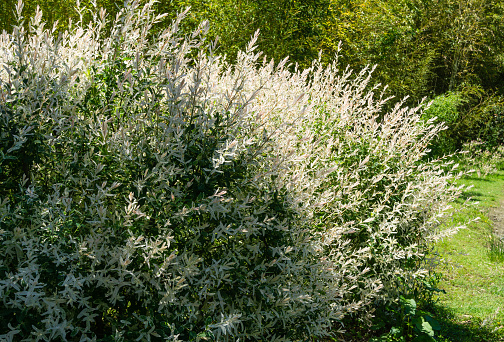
488 198 504 238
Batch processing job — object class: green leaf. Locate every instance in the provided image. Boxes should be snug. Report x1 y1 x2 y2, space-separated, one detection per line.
424 315 441 331
389 326 402 336
400 295 416 316
413 316 434 337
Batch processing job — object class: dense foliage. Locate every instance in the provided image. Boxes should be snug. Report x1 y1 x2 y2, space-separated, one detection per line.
2 0 503 151
0 1 471 340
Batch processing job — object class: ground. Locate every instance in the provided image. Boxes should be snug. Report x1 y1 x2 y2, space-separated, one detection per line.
489 197 504 239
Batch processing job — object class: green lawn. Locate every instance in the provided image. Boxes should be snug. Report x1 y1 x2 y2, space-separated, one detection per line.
433 170 504 341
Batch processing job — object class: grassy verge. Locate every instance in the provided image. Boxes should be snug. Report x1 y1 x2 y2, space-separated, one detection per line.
333 168 504 342
432 169 504 341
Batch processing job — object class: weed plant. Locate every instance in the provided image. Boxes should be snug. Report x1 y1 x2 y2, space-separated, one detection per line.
489 234 504 262
0 1 467 340
455 140 504 178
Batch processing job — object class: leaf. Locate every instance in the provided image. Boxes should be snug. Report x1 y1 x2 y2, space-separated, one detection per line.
400 296 416 316
413 316 434 337
389 326 402 336
424 315 441 331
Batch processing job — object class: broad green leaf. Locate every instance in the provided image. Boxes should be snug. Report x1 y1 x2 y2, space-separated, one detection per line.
424 315 441 331
400 296 416 316
413 316 435 337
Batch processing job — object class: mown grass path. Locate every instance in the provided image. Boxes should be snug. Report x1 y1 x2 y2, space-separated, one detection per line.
434 170 504 341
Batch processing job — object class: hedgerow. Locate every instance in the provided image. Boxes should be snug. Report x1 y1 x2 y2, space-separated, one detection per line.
0 1 465 340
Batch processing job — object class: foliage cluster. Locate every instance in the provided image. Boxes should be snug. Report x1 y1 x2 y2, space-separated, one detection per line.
455 140 504 178
0 1 465 340
2 0 503 153
370 294 442 342
326 0 504 153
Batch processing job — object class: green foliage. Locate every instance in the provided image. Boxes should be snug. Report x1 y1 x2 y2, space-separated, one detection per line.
324 0 504 151
472 98 504 148
150 0 333 68
370 293 442 342
422 91 465 155
454 140 504 177
423 92 464 126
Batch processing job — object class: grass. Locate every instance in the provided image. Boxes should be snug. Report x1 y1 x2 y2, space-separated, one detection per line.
431 169 504 341
332 168 504 342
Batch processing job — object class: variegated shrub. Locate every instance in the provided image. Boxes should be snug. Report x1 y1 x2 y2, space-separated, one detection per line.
0 1 464 341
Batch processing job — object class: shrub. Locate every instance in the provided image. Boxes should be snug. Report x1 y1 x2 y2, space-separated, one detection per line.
454 140 504 178
422 87 504 156
421 91 466 155
476 99 504 149
0 1 465 340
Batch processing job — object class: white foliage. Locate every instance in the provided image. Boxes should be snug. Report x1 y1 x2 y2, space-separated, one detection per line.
0 1 465 340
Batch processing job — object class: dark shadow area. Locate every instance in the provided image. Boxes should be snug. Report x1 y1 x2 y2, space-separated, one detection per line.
456 190 486 202
330 303 504 342
433 304 504 342
463 171 504 183
463 176 494 182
